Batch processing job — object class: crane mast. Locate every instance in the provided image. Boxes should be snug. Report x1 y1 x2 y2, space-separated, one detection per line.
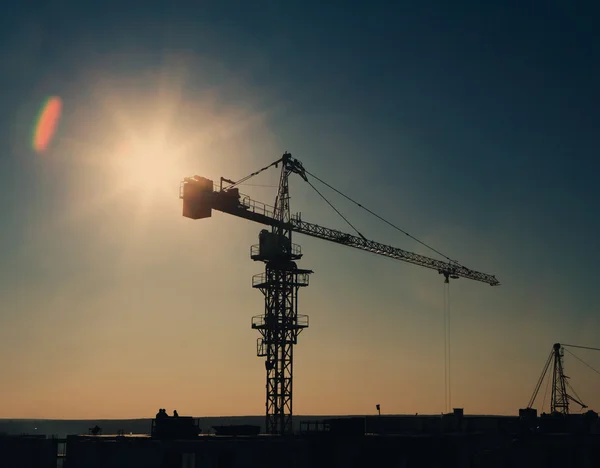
180 152 500 435
249 153 312 435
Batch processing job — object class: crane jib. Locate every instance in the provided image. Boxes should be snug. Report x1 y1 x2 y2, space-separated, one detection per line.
289 218 499 286
180 178 499 286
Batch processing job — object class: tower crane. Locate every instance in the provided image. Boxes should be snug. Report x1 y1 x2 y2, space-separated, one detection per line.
180 152 500 435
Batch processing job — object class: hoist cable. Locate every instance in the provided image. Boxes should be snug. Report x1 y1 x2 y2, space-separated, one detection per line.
443 284 448 413
447 282 452 412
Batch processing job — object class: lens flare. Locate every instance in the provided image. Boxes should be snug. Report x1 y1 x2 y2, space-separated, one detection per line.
33 96 63 153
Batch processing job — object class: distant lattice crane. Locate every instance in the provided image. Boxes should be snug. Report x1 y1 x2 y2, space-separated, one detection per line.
180 152 499 435
527 343 587 414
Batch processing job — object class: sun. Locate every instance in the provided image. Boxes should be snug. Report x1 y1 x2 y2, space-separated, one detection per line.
115 138 184 197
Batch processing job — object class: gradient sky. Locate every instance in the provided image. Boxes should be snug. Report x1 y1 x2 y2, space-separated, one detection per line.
1 1 600 419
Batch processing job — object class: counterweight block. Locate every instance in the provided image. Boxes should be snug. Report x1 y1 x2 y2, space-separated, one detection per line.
180 176 214 220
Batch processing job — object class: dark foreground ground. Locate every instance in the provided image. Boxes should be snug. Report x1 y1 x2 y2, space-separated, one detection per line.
1 412 599 467
1 431 599 468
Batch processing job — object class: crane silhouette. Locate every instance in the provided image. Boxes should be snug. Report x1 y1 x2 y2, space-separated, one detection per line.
181 152 499 435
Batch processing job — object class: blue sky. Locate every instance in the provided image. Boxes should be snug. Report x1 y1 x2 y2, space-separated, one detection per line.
1 1 600 418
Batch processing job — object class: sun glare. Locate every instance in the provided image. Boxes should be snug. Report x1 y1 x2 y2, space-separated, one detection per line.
116 140 183 195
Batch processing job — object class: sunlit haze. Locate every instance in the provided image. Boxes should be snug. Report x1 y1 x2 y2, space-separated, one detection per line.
1 2 599 420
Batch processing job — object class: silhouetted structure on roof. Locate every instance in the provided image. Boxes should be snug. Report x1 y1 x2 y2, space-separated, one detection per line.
151 409 200 440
